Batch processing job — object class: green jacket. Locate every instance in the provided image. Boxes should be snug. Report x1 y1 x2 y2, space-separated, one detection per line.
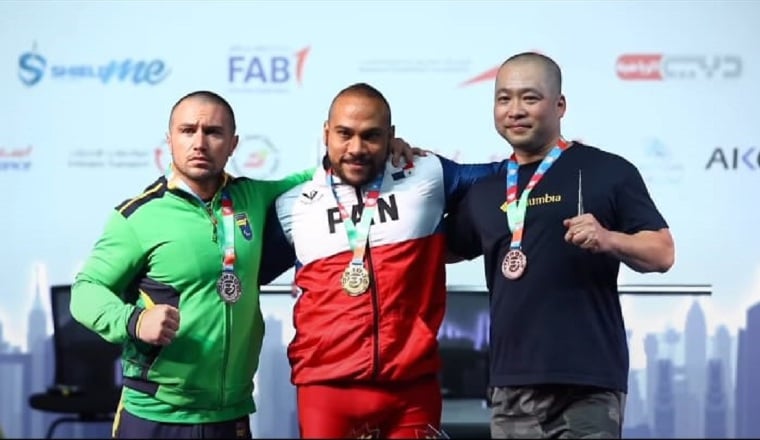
71 170 312 423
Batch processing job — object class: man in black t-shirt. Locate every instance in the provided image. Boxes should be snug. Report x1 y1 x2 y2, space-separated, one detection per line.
445 52 675 439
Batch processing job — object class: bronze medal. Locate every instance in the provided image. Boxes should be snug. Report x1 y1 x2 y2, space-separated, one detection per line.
501 249 527 280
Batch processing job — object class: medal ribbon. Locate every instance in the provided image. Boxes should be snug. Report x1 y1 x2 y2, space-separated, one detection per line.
327 170 384 267
505 139 570 250
219 191 236 273
167 166 236 274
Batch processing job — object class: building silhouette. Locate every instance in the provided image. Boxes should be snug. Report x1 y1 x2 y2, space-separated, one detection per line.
27 272 50 439
684 300 707 438
713 325 733 437
674 366 698 439
644 332 659 429
704 358 727 438
0 318 8 353
653 359 675 439
624 330 646 430
735 328 747 438
735 302 760 437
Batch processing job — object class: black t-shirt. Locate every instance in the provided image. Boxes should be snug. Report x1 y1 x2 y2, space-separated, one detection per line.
445 143 668 392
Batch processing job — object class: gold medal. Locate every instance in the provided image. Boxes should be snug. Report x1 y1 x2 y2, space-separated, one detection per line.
341 264 370 296
501 249 527 280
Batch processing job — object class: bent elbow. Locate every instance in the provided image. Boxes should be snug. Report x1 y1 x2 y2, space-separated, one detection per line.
655 242 675 273
656 255 674 273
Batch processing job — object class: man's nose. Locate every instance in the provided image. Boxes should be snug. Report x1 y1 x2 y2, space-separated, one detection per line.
192 130 208 150
507 101 526 118
345 135 364 153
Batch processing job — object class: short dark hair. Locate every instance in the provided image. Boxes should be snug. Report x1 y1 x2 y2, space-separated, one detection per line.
169 90 237 132
501 52 562 96
328 82 392 125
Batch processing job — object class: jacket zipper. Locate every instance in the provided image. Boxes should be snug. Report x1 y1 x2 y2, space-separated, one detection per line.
203 202 218 243
355 186 381 380
175 186 227 407
202 197 226 407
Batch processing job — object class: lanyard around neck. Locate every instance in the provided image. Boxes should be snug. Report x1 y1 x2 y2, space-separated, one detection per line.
326 170 384 265
504 139 570 250
167 167 237 273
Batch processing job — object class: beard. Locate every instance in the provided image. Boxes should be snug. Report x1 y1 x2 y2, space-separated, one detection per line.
330 153 385 187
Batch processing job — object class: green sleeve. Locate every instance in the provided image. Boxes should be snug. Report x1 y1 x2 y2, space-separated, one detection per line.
71 211 147 344
259 166 316 203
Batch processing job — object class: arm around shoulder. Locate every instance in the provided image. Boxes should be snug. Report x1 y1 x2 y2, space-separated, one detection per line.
269 166 317 197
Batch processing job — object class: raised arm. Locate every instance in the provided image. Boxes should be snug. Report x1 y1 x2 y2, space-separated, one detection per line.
439 155 506 211
261 167 317 201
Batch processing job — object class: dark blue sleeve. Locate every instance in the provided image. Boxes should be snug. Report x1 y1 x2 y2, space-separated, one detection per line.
444 185 482 260
439 154 507 212
614 161 669 234
258 202 296 286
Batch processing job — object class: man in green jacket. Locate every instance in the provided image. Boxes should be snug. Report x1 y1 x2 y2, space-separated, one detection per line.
71 90 413 438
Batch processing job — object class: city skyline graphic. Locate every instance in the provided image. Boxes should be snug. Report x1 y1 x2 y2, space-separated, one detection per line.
1 264 759 438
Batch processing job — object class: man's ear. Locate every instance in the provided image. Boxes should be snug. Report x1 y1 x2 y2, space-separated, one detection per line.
557 94 567 118
322 121 329 146
230 134 239 156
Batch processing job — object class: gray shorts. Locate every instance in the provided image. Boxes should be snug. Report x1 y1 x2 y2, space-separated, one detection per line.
489 384 626 439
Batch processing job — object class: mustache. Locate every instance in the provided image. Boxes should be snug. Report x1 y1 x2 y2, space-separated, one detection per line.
341 154 370 165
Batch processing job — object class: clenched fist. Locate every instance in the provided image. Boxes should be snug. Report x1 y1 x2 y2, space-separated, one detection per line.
136 304 180 346
563 213 610 253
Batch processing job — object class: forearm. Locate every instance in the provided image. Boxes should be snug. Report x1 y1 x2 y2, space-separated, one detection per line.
276 167 316 194
71 276 138 344
605 228 674 273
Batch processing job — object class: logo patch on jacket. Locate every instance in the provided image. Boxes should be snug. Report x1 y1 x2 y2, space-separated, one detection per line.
235 212 253 240
300 189 322 204
391 161 415 181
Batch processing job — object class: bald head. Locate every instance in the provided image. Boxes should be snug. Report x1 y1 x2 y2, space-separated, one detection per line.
323 82 394 186
169 90 236 133
499 52 562 97
328 82 392 126
492 52 567 158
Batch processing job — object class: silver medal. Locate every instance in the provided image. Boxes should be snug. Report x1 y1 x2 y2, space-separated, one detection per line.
217 271 242 304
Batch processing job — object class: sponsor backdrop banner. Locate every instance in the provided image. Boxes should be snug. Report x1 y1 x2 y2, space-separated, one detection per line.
1 0 758 438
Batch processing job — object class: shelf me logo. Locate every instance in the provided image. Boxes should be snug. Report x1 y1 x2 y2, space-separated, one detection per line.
228 45 310 93
18 43 170 87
